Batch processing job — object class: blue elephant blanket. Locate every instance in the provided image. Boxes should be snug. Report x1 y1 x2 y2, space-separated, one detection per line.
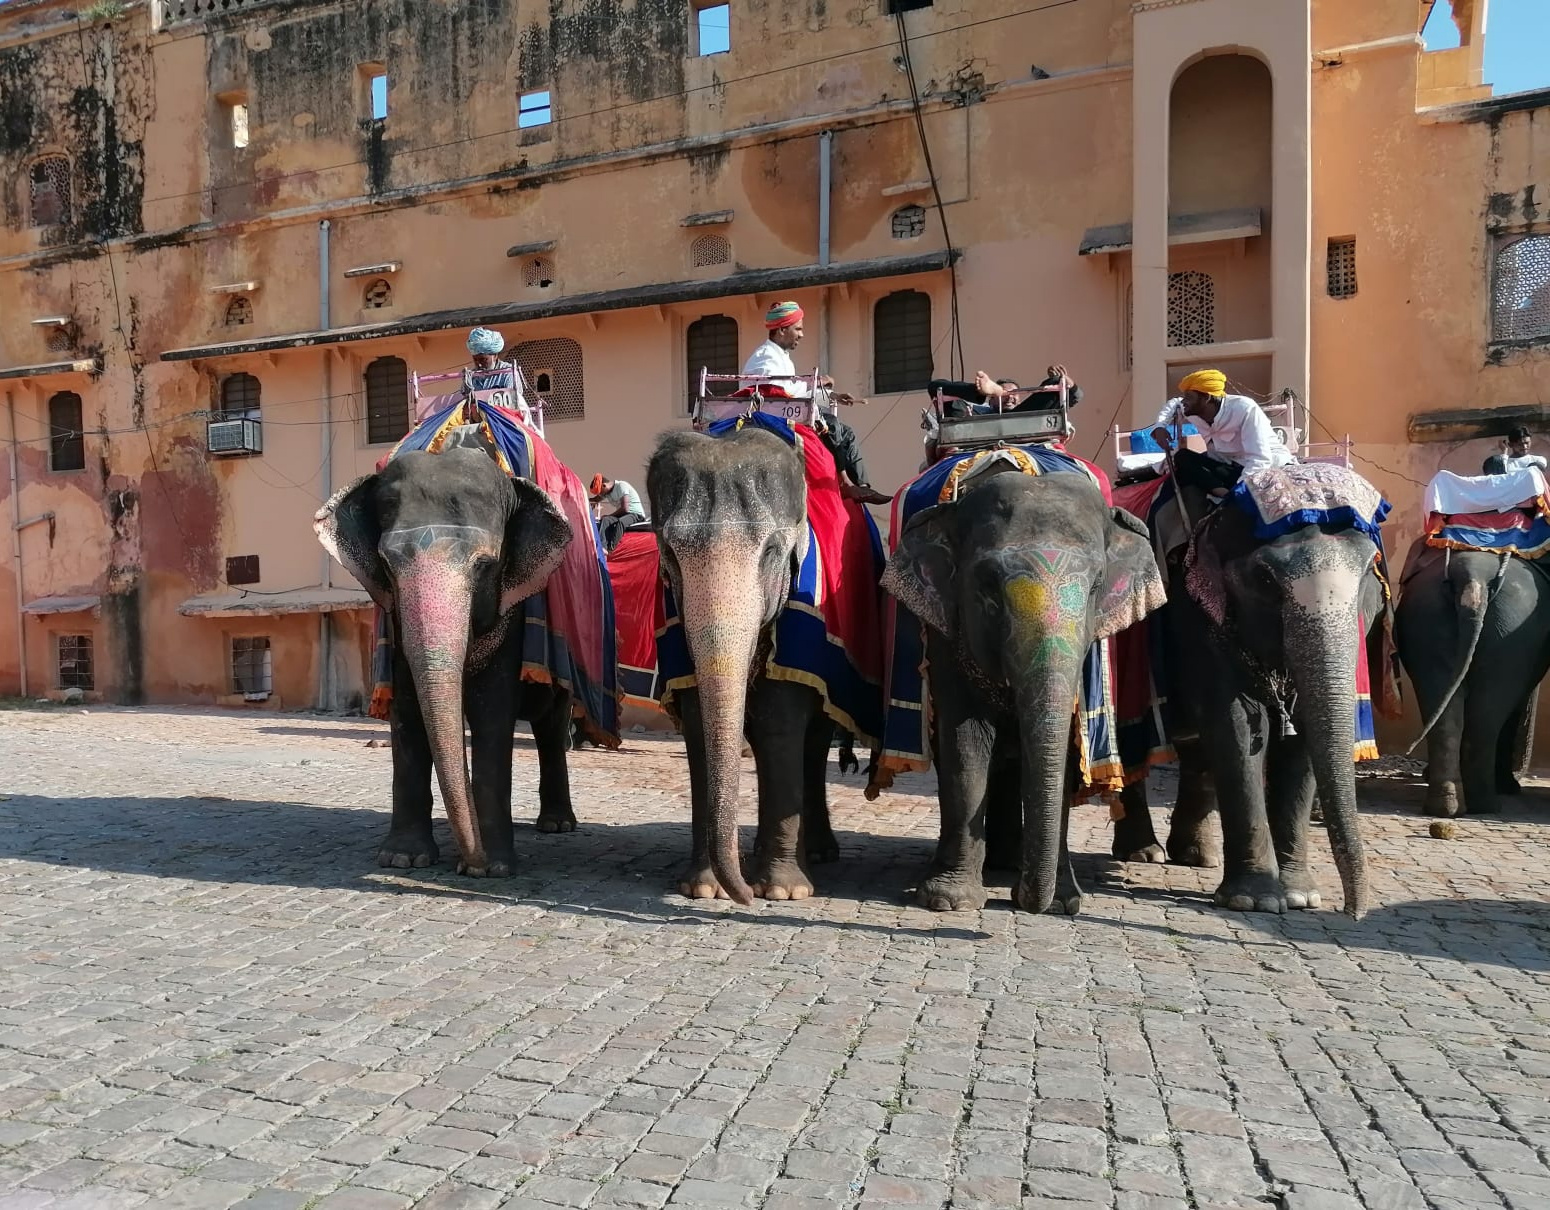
868 444 1129 803
368 399 621 747
654 412 887 748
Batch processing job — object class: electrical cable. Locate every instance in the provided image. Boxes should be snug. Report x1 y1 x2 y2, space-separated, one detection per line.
893 8 964 381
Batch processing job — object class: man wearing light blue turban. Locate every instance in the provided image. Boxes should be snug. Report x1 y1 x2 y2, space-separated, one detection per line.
464 327 532 421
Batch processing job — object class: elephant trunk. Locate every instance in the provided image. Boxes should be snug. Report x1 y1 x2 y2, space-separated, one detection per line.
1015 680 1077 912
395 568 487 873
678 559 759 906
1284 604 1369 919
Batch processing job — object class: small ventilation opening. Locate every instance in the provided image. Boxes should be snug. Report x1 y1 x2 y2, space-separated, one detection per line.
224 296 253 327
887 0 933 12
1327 237 1358 300
523 256 555 289
690 234 731 268
369 72 388 121
696 3 730 56
225 99 249 149
363 278 393 309
519 90 552 129
891 205 926 239
533 371 553 393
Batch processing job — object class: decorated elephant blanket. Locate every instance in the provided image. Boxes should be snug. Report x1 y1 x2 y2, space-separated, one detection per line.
1229 461 1391 544
608 529 666 712
368 398 621 747
655 412 886 746
1419 469 1550 560
870 444 1132 801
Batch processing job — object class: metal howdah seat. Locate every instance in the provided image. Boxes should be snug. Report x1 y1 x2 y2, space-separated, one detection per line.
922 380 1074 465
411 364 546 437
690 370 824 430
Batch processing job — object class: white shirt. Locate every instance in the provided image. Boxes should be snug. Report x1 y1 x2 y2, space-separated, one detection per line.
1503 453 1549 473
742 339 812 398
1154 393 1293 474
598 480 643 518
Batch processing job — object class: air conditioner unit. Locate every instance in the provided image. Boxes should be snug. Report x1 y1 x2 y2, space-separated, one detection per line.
207 417 262 457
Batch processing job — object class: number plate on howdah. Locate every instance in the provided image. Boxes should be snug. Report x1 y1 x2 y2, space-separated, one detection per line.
938 410 1064 448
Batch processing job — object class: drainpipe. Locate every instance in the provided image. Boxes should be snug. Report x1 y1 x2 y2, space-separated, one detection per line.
318 219 334 710
817 130 833 377
7 390 26 697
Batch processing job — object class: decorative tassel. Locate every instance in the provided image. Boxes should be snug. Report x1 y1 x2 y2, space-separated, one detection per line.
368 685 393 721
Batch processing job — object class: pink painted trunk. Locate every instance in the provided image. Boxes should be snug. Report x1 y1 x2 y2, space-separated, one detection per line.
395 569 487 873
677 559 759 906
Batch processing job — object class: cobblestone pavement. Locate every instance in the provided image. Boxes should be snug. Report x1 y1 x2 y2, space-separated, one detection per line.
0 707 1548 1210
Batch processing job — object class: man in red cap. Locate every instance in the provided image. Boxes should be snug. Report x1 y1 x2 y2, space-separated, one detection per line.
742 301 888 504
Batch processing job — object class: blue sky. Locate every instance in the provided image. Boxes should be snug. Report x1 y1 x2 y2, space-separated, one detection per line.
1424 0 1549 95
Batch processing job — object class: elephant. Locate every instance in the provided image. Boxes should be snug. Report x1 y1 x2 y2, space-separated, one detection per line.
882 470 1166 915
1140 481 1385 917
647 425 843 905
1395 541 1547 817
315 433 579 875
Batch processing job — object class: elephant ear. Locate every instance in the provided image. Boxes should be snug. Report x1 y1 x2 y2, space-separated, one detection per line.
315 475 392 611
1093 505 1167 640
882 503 957 637
499 478 574 615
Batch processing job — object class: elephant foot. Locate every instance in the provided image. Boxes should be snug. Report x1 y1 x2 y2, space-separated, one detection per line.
457 854 514 878
1012 877 1082 916
1115 842 1166 864
1213 871 1285 914
679 865 734 901
535 809 578 834
1424 791 1463 818
919 873 988 913
1111 810 1164 865
1167 837 1223 869
377 830 439 870
749 859 814 901
1279 868 1323 911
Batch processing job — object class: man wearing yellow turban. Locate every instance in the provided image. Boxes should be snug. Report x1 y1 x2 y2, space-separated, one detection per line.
1149 368 1292 494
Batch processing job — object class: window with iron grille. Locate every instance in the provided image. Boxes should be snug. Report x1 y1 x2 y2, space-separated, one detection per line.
232 636 273 697
1491 232 1550 344
29 156 71 227
690 234 731 269
686 315 739 410
47 391 85 472
57 634 93 691
224 295 253 326
891 205 926 239
873 290 933 394
1327 237 1358 300
363 278 393 309
522 256 555 289
1166 271 1215 347
365 356 409 444
513 338 584 422
219 373 262 420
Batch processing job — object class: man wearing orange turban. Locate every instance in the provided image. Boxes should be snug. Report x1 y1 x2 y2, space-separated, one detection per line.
1149 368 1292 494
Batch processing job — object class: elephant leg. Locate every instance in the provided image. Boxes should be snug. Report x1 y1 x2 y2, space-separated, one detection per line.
919 669 994 913
747 681 812 901
1266 731 1320 909
1111 780 1165 864
1496 691 1536 795
1424 695 1467 818
466 668 519 877
677 688 732 899
1202 697 1283 913
1461 682 1519 816
527 687 577 833
1167 741 1222 868
1050 793 1082 917
804 711 840 865
380 652 440 869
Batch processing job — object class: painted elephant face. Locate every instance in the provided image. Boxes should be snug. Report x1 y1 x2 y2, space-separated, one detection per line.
884 471 1164 683
315 445 571 630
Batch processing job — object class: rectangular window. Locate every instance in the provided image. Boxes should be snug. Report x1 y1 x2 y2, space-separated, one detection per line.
228 101 249 149
1327 237 1358 300
232 636 273 699
48 391 85 473
519 90 552 129
369 72 388 121
696 3 730 55
226 555 260 586
873 290 934 395
57 634 93 691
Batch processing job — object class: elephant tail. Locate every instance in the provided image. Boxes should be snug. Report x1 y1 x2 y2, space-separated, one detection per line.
1403 551 1510 755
